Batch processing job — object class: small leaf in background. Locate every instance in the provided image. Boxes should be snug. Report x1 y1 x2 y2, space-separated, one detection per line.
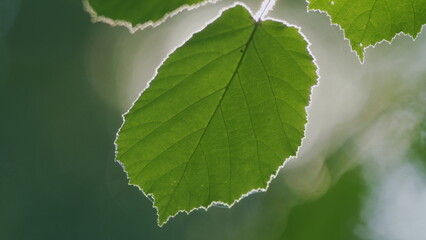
282 168 366 240
85 0 210 30
307 0 426 62
116 5 318 225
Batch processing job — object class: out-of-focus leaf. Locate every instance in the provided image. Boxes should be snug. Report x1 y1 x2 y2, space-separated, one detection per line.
281 167 366 240
116 5 317 225
86 0 211 29
308 0 426 61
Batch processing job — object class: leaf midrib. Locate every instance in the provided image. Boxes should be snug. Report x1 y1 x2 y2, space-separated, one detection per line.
160 21 262 217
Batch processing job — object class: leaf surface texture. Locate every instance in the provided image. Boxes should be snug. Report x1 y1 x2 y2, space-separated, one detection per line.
116 6 318 225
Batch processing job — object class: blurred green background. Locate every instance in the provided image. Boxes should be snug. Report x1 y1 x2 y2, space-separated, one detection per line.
0 0 425 239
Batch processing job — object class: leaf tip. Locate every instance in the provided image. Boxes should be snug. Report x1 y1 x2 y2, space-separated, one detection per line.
352 44 365 63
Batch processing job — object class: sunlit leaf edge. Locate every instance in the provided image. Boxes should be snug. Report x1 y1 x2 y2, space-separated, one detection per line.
83 0 224 33
114 3 319 226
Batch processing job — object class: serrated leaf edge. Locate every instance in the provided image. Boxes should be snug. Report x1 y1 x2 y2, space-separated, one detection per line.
113 2 320 227
305 0 426 63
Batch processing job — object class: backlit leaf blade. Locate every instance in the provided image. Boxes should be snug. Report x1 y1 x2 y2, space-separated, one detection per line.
308 0 426 61
116 5 318 226
85 0 215 30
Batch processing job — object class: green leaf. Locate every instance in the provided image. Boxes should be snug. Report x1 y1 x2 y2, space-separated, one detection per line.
116 5 318 226
308 0 426 61
85 0 212 30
